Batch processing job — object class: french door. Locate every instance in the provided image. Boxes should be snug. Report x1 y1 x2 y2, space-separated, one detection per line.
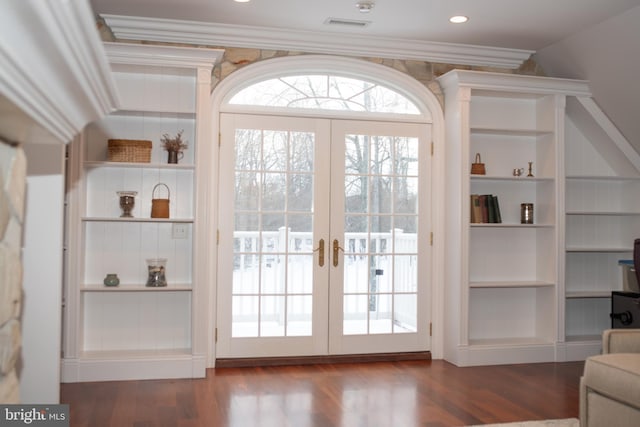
216 113 431 358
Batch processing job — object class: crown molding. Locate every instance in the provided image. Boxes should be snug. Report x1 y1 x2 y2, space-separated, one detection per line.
104 42 224 71
102 14 534 70
0 1 119 145
437 69 592 96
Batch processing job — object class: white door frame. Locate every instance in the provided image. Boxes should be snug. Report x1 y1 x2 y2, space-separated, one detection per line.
208 55 445 367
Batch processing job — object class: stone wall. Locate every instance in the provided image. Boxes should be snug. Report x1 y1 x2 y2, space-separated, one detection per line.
0 139 25 403
211 47 545 106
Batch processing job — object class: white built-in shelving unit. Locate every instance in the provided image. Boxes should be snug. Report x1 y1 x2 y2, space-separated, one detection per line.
60 55 640 375
438 70 593 366
62 43 223 382
562 96 640 360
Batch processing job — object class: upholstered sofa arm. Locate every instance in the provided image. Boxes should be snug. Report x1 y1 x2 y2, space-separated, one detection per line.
602 329 640 354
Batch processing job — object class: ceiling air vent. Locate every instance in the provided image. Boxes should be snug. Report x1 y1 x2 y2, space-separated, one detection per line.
324 17 370 28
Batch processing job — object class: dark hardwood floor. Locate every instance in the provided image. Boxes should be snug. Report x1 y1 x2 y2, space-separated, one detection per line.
60 360 584 427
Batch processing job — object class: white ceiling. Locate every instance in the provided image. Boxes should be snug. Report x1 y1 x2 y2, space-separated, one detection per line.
90 0 640 51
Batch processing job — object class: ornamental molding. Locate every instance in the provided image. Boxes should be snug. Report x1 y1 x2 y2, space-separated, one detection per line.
437 69 592 96
104 42 223 71
0 1 119 144
102 14 534 70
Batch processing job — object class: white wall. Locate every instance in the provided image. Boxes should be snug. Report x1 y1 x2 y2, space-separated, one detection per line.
20 143 65 403
535 5 640 155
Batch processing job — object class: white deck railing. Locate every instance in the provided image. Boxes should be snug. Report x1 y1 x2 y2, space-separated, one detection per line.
231 227 418 335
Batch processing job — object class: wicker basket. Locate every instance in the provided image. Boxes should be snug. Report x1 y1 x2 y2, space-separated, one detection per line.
150 183 170 218
108 139 152 163
470 153 486 175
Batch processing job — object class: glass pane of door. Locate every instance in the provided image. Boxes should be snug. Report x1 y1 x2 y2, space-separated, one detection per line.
329 120 430 355
232 128 315 337
342 133 419 335
217 114 330 358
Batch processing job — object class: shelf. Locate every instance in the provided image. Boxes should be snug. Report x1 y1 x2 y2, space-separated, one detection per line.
81 217 194 223
565 246 631 253
470 280 555 288
467 337 553 347
566 211 640 216
471 223 554 228
81 284 192 292
80 348 193 359
564 334 602 343
470 175 553 182
84 161 195 170
566 291 612 298
470 127 553 137
566 175 640 181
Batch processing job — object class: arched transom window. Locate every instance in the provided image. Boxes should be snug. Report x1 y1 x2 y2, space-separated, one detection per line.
228 74 421 115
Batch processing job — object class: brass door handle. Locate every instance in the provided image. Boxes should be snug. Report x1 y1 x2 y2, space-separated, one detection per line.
333 239 344 267
314 238 325 267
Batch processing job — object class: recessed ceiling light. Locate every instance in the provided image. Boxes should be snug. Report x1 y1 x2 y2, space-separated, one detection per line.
356 1 375 13
234 0 251 3
449 15 469 24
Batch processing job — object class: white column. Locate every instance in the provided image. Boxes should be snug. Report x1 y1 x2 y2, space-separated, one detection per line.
20 143 65 403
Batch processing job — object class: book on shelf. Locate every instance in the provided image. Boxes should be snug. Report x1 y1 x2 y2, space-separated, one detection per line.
479 195 489 223
487 195 496 223
470 194 482 223
492 195 502 223
470 194 502 224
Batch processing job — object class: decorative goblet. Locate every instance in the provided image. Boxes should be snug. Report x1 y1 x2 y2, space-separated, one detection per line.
117 191 137 218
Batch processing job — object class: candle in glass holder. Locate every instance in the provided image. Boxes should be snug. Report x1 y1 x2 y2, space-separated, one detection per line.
521 203 534 224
